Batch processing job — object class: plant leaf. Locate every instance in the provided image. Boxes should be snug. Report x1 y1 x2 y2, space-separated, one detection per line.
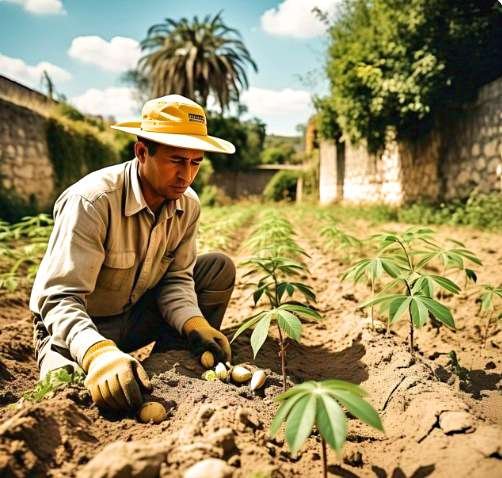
328 390 383 431
285 394 317 455
250 314 272 357
417 296 455 329
270 391 308 436
277 310 302 341
316 392 347 452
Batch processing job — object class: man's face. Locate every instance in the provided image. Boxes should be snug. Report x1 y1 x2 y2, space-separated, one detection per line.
136 141 203 200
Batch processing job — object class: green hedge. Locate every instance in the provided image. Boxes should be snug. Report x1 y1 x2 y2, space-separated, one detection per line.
46 118 119 196
264 170 300 202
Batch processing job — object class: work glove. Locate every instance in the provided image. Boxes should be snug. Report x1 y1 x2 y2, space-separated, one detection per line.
82 339 152 411
183 316 232 363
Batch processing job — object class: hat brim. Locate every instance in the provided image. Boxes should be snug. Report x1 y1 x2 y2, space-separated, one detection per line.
111 122 235 154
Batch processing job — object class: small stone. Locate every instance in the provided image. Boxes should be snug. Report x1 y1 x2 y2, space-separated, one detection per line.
439 411 473 434
183 458 233 478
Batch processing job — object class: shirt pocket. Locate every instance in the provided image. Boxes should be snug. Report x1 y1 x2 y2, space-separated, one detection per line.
150 251 175 287
96 251 136 292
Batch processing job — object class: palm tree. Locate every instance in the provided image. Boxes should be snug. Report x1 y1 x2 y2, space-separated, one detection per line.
136 11 257 112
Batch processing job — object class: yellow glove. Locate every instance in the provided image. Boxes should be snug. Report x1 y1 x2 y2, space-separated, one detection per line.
183 316 232 363
83 340 152 411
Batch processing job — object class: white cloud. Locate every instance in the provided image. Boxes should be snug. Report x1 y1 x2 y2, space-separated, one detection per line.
2 0 65 15
68 36 141 73
261 0 339 38
70 87 139 121
241 86 313 136
0 52 71 88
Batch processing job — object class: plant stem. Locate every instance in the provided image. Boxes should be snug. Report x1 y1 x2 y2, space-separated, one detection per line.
371 280 375 330
277 325 287 391
321 437 328 478
482 311 493 355
403 278 415 356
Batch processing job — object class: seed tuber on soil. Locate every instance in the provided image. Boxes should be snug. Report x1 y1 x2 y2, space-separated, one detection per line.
200 351 215 369
138 401 167 424
231 365 252 383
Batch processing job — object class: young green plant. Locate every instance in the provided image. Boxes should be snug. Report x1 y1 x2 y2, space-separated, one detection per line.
232 255 321 391
345 227 478 354
270 379 383 478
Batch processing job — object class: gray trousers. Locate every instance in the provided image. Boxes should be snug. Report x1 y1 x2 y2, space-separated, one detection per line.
33 252 235 379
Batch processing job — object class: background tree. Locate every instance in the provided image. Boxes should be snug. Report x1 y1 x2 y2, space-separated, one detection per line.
128 11 257 112
319 0 502 151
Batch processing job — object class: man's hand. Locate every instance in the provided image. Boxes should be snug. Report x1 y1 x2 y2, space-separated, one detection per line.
183 316 231 363
82 340 152 411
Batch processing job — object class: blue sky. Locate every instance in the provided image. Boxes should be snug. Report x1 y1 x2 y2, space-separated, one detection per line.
0 0 337 135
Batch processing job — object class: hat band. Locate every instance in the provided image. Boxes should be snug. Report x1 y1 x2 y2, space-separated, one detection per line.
141 119 207 136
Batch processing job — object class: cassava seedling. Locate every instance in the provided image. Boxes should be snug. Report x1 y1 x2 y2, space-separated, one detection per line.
232 255 321 390
345 227 480 354
270 379 383 478
476 284 502 355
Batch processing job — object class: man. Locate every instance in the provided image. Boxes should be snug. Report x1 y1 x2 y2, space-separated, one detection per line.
29 94 236 412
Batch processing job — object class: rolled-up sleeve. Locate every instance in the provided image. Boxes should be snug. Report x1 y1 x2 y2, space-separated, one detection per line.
29 193 109 365
155 202 203 333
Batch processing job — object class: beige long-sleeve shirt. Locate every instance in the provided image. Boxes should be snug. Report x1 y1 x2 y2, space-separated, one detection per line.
29 157 202 366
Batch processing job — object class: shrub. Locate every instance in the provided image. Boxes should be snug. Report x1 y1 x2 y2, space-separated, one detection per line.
398 192 502 231
46 118 119 196
264 170 300 202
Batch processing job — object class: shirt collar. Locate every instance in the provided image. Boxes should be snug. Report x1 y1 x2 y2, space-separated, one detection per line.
125 158 184 219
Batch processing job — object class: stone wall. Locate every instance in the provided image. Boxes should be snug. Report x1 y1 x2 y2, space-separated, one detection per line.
440 80 502 199
0 75 56 116
319 77 502 204
212 169 278 198
0 99 55 210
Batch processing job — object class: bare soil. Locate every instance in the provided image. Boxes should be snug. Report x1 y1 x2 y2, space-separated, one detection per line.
0 212 501 477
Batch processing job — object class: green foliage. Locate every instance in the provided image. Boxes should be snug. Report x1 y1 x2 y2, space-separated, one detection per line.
344 227 482 351
199 185 230 207
191 159 214 194
233 211 322 389
0 188 40 223
197 205 256 253
46 117 119 196
313 96 342 140
322 0 502 151
207 115 266 171
135 11 257 111
398 193 502 231
270 380 383 458
261 144 296 165
23 367 85 402
0 214 53 292
264 170 300 202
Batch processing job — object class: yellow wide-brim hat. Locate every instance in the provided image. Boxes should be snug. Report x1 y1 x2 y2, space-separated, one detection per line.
111 94 235 154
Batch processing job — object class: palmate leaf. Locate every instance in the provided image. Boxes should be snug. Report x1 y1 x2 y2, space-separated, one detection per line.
271 380 383 457
410 297 429 327
250 314 273 357
285 394 317 455
231 311 266 342
327 389 383 431
388 296 411 324
277 310 302 341
316 394 347 452
279 303 322 321
270 391 309 436
416 296 455 329
478 285 502 312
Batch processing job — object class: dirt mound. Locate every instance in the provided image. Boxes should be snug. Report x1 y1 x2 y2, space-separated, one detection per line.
0 396 96 477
